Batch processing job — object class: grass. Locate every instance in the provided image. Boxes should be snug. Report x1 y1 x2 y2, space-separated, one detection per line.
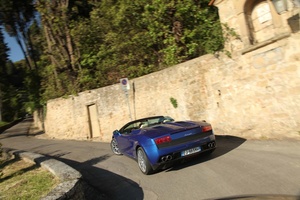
0 154 59 200
0 121 9 127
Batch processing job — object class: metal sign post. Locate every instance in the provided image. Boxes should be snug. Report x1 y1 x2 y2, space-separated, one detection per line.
120 78 132 121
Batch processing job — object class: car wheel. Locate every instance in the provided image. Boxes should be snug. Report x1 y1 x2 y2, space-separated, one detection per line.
137 147 153 175
110 138 122 155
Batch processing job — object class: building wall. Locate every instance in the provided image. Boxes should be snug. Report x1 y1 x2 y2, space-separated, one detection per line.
40 32 300 142
36 0 300 142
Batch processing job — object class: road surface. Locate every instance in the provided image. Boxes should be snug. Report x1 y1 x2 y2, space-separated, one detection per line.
1 119 300 200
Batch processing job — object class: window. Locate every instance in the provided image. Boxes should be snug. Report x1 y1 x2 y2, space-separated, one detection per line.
245 0 278 44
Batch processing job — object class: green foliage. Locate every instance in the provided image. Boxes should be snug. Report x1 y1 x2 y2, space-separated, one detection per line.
170 97 178 108
0 1 43 120
141 0 224 63
0 28 29 121
70 0 224 90
0 121 8 126
1 0 227 108
0 0 37 70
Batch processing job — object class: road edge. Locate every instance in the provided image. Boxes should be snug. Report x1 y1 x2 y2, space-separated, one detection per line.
4 149 105 200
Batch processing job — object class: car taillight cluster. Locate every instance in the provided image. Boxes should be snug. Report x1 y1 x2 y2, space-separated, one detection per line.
155 135 171 145
202 125 212 132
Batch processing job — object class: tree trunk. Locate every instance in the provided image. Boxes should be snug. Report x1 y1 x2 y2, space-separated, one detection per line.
0 88 2 122
43 25 62 90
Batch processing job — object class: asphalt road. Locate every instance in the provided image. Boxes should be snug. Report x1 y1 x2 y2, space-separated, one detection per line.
1 119 300 200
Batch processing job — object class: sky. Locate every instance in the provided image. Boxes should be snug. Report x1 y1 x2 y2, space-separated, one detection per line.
3 30 25 62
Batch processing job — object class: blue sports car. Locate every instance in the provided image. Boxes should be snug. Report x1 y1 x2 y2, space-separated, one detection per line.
110 116 216 174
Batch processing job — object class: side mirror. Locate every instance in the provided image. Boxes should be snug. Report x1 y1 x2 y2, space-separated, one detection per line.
113 130 121 136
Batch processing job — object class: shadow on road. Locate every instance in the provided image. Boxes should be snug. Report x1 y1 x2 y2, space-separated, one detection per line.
0 130 44 139
0 118 24 134
163 135 247 173
1 120 144 200
0 118 34 138
212 135 247 158
50 155 144 200
1 120 246 199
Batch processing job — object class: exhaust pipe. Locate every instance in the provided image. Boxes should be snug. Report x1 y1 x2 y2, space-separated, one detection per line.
161 156 167 162
208 142 215 148
161 155 173 162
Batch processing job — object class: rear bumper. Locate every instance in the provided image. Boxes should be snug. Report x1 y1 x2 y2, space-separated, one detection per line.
151 139 216 170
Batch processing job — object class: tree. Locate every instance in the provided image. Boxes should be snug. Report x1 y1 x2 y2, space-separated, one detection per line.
1 0 226 105
0 27 9 121
140 0 224 65
74 0 224 87
36 0 93 98
0 27 38 121
0 0 37 70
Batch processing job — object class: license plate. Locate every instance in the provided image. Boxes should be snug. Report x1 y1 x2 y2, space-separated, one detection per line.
181 147 201 157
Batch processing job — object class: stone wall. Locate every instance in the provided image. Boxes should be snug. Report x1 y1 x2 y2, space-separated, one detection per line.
37 32 300 142
35 0 300 142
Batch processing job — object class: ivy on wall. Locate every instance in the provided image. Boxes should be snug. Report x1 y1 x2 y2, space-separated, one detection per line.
170 97 178 108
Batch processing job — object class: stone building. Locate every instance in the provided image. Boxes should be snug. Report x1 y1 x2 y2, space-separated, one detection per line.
210 0 300 55
34 0 300 141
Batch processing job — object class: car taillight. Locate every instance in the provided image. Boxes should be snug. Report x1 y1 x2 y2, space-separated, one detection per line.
202 125 212 132
155 136 171 145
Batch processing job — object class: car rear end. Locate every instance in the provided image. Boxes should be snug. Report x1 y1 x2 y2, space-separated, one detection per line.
144 121 216 170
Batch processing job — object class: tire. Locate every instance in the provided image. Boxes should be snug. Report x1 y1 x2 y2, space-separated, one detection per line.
110 138 122 155
137 147 153 175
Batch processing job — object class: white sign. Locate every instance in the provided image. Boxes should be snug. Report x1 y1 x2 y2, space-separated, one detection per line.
120 78 130 91
120 78 132 120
